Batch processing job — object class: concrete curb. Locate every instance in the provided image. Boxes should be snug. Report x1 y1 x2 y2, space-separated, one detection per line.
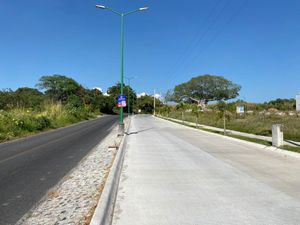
89 118 131 225
156 116 300 159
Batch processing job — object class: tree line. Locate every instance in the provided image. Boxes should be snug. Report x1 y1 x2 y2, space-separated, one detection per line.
0 74 161 114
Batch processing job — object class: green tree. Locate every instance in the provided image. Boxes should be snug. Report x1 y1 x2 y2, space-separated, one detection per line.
265 98 296 111
136 95 162 114
0 89 16 109
107 83 137 114
36 75 84 104
15 87 44 109
170 75 241 105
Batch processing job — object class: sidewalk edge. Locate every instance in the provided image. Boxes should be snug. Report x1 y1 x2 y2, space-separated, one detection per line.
89 118 131 225
156 116 300 159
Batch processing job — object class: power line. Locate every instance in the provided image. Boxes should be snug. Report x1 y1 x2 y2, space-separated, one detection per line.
165 0 223 79
166 0 231 81
180 0 248 76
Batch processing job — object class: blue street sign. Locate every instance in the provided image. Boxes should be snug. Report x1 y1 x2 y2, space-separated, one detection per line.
117 95 127 108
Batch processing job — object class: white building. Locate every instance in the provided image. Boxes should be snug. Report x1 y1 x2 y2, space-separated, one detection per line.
296 92 300 111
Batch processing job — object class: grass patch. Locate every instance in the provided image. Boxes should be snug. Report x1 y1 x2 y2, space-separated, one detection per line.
165 111 300 142
0 102 99 143
229 134 272 146
160 116 300 155
281 145 300 153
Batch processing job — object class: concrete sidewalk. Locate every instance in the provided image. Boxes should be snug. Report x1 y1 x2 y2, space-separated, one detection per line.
112 115 300 225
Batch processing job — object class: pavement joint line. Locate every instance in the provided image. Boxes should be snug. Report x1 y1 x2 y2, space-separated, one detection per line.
156 116 300 159
89 117 132 225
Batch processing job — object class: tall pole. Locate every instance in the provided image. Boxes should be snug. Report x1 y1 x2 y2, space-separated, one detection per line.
95 5 148 131
120 14 125 127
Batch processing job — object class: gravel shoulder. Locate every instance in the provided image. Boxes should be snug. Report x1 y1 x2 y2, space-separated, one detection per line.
17 120 123 225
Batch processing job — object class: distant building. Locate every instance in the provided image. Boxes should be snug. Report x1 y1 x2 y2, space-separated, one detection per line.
297 92 300 111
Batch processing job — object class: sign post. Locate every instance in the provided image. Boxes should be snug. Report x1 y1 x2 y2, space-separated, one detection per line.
236 106 245 114
117 95 127 108
296 92 300 112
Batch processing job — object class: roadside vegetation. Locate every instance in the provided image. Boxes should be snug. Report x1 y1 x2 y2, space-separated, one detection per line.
158 102 300 142
161 114 300 154
159 74 300 142
0 75 115 142
0 102 95 142
0 74 162 142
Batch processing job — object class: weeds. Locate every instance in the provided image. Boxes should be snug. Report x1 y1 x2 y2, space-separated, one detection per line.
165 111 300 142
0 102 98 142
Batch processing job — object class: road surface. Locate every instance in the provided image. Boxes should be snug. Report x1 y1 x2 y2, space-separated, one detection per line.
113 115 300 225
0 115 118 225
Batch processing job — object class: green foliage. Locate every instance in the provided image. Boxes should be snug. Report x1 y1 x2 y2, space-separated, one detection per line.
0 74 123 142
36 75 87 105
0 89 16 110
171 74 241 103
0 102 97 142
136 95 162 114
0 88 45 110
265 98 296 111
15 88 45 109
165 109 300 142
107 83 137 114
157 105 172 115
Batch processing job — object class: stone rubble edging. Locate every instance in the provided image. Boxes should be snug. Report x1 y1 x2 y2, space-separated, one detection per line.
89 116 132 225
17 119 122 225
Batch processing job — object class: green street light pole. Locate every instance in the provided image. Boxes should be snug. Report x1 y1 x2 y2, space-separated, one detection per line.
96 5 148 131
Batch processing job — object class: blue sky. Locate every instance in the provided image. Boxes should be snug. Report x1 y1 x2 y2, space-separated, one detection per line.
0 0 299 102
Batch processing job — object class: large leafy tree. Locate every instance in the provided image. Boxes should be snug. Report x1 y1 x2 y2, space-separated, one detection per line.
171 75 241 105
36 75 84 103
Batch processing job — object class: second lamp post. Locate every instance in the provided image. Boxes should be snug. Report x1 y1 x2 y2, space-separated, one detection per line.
96 4 148 131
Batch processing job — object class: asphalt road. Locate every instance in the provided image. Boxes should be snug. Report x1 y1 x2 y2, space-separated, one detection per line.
113 115 300 225
0 115 118 225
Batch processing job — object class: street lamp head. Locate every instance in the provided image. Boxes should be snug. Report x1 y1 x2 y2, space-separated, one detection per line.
96 5 106 9
139 7 149 11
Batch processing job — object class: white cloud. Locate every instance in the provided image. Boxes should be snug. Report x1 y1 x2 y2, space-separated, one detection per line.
137 92 147 98
93 87 102 92
154 93 161 99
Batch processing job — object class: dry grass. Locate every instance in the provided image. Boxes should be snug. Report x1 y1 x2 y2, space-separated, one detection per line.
167 111 300 142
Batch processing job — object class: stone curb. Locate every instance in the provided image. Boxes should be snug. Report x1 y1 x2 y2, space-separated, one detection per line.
89 118 131 225
156 116 300 159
